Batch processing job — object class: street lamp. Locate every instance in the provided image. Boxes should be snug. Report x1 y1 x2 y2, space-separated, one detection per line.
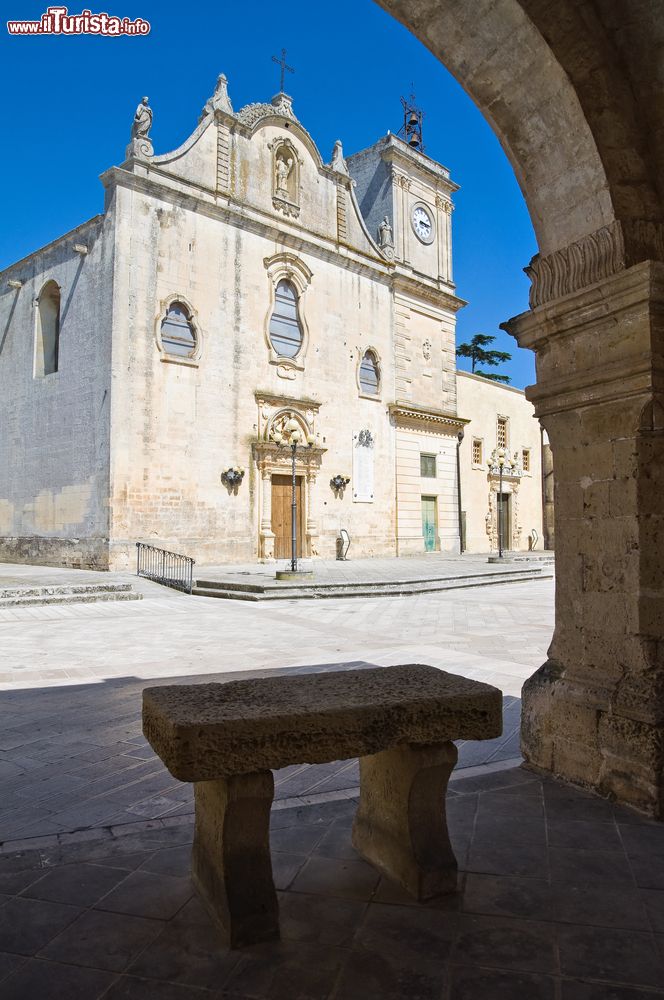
456 428 465 555
273 418 314 575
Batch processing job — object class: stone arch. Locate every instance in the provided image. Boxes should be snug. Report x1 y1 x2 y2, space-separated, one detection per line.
378 0 664 816
379 0 664 266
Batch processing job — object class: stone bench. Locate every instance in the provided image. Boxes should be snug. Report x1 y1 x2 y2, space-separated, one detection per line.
142 664 502 947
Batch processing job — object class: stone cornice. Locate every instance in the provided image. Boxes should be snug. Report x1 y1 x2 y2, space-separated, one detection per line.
391 270 466 313
101 167 394 285
255 391 321 411
0 215 104 280
503 261 664 416
389 402 469 430
379 137 459 194
251 440 327 458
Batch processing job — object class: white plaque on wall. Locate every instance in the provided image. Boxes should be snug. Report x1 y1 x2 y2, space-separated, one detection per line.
352 429 374 502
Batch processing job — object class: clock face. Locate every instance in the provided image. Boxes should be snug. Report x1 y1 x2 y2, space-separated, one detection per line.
411 204 435 244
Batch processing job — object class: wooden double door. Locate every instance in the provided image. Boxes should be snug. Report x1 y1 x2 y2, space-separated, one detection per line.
497 492 511 552
271 474 304 560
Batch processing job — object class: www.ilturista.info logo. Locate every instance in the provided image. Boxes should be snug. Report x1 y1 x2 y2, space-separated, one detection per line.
7 6 150 35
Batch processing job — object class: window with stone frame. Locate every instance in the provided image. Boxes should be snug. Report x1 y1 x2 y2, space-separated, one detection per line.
497 416 509 450
420 453 437 478
472 438 483 466
161 302 197 358
268 280 303 358
522 447 531 473
359 350 380 395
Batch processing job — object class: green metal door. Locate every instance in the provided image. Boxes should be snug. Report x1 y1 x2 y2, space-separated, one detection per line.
421 496 437 552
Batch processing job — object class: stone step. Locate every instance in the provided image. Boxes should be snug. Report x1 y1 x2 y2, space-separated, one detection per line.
0 581 133 600
0 587 142 608
194 564 550 594
192 566 552 602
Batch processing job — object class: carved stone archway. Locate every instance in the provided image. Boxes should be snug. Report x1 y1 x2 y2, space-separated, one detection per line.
253 394 326 561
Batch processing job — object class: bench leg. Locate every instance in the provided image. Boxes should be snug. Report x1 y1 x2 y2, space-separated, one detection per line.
191 770 279 948
352 741 458 900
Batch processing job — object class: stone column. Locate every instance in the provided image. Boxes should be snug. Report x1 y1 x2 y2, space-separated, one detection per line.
191 770 278 948
352 741 458 899
305 470 319 557
259 467 275 562
504 260 664 817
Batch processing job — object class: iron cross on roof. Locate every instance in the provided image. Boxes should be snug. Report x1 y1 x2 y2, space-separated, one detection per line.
272 48 294 92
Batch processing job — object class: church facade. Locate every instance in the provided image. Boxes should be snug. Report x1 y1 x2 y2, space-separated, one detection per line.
0 74 543 570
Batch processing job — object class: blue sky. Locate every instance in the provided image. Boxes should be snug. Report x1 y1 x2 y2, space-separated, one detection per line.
1 0 538 387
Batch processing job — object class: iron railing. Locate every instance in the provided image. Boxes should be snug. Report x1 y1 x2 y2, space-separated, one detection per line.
136 542 195 595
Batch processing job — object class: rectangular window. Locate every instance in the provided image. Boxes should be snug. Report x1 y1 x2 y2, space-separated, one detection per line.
420 454 436 478
522 447 531 473
472 439 483 466
497 416 508 449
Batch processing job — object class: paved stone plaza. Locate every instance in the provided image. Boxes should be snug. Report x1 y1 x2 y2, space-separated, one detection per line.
2 565 663 998
1 768 664 999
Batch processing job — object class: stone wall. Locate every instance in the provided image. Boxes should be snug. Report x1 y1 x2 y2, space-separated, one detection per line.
0 215 114 569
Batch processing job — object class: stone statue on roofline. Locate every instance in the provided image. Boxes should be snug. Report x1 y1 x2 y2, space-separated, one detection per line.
126 96 154 160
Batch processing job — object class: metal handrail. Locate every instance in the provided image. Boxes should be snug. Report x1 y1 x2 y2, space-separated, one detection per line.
136 542 195 595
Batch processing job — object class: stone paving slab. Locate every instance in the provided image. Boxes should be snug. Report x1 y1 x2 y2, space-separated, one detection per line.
0 573 552 845
0 766 661 1000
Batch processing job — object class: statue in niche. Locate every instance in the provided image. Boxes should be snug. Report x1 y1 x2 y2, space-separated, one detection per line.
275 153 294 197
378 215 394 249
126 96 154 159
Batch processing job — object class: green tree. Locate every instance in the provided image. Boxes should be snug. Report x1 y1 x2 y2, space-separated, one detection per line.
456 333 512 384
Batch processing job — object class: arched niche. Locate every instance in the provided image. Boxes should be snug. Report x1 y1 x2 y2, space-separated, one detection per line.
35 280 61 378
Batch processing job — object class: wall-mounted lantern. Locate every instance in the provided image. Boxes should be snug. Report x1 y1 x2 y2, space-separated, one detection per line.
221 466 245 489
330 474 350 496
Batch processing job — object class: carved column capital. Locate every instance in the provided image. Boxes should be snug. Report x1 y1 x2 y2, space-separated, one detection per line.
524 219 664 308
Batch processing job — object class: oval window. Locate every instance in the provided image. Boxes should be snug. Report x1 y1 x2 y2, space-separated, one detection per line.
268 280 303 358
161 302 196 357
359 350 380 394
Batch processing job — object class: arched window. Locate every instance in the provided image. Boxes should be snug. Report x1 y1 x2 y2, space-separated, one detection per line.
35 281 60 377
160 302 196 357
359 349 380 395
268 280 303 358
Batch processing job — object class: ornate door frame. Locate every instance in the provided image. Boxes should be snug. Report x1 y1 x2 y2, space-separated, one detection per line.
253 394 326 562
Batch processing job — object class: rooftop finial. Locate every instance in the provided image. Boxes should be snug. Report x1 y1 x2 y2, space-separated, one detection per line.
271 47 294 93
330 139 349 176
200 73 234 121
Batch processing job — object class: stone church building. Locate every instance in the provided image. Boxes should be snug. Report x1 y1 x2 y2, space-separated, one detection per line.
0 74 541 570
